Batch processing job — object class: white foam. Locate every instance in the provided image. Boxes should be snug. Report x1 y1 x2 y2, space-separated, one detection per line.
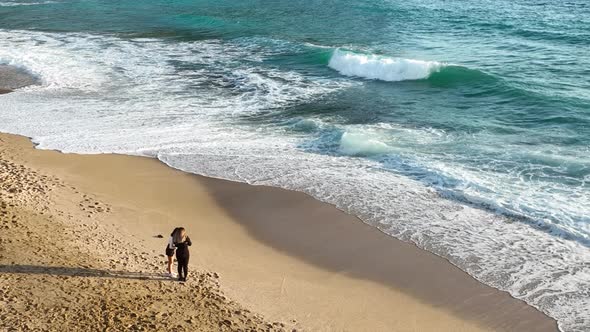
328 49 443 81
0 33 113 91
0 1 58 6
339 131 391 156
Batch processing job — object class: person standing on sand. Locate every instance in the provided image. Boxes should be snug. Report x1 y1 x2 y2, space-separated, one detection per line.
173 227 192 282
165 227 180 278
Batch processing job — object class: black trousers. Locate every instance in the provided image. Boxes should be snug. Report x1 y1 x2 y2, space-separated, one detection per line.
177 255 189 280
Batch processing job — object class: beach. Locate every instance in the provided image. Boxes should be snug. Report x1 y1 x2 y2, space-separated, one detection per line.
2 1 589 326
0 132 558 331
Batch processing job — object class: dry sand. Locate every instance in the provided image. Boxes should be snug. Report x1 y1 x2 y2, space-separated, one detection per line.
0 134 286 332
0 132 558 331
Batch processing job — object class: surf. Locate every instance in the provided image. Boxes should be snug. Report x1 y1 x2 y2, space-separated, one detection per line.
328 48 443 82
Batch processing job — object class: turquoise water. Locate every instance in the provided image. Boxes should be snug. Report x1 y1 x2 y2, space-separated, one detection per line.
1 1 589 330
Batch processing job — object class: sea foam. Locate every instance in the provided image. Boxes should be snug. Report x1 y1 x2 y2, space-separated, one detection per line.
339 131 391 156
328 49 442 81
0 1 59 6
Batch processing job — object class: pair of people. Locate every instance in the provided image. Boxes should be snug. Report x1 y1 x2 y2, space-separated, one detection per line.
165 227 192 282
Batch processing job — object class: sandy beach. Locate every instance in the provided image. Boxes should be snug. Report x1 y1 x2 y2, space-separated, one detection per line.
0 132 558 331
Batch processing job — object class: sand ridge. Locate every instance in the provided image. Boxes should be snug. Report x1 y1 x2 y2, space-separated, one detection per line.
0 136 291 332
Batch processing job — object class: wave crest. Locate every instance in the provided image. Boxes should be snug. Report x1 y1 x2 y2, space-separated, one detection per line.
328 49 443 82
339 131 391 156
0 1 59 6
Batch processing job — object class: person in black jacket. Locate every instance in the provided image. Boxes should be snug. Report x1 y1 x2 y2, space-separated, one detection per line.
173 227 192 282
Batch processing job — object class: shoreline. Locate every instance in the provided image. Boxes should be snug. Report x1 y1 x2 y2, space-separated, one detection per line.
0 132 558 331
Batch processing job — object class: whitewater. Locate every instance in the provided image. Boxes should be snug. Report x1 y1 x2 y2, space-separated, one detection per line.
328 49 443 82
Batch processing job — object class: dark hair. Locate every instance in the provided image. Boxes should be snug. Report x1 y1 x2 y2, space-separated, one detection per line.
171 227 180 237
173 227 186 244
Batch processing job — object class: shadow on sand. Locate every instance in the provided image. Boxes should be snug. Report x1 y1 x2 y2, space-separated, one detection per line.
0 264 171 281
196 175 559 332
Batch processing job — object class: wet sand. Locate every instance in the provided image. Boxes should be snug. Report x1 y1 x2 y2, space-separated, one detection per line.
0 132 558 331
0 65 38 93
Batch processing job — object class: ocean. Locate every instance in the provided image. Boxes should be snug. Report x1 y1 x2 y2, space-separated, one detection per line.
0 0 588 330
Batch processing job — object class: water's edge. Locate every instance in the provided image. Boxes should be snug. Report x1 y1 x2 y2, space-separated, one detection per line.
5 131 560 331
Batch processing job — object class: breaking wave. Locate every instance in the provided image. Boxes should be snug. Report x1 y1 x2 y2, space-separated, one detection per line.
328 49 443 81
